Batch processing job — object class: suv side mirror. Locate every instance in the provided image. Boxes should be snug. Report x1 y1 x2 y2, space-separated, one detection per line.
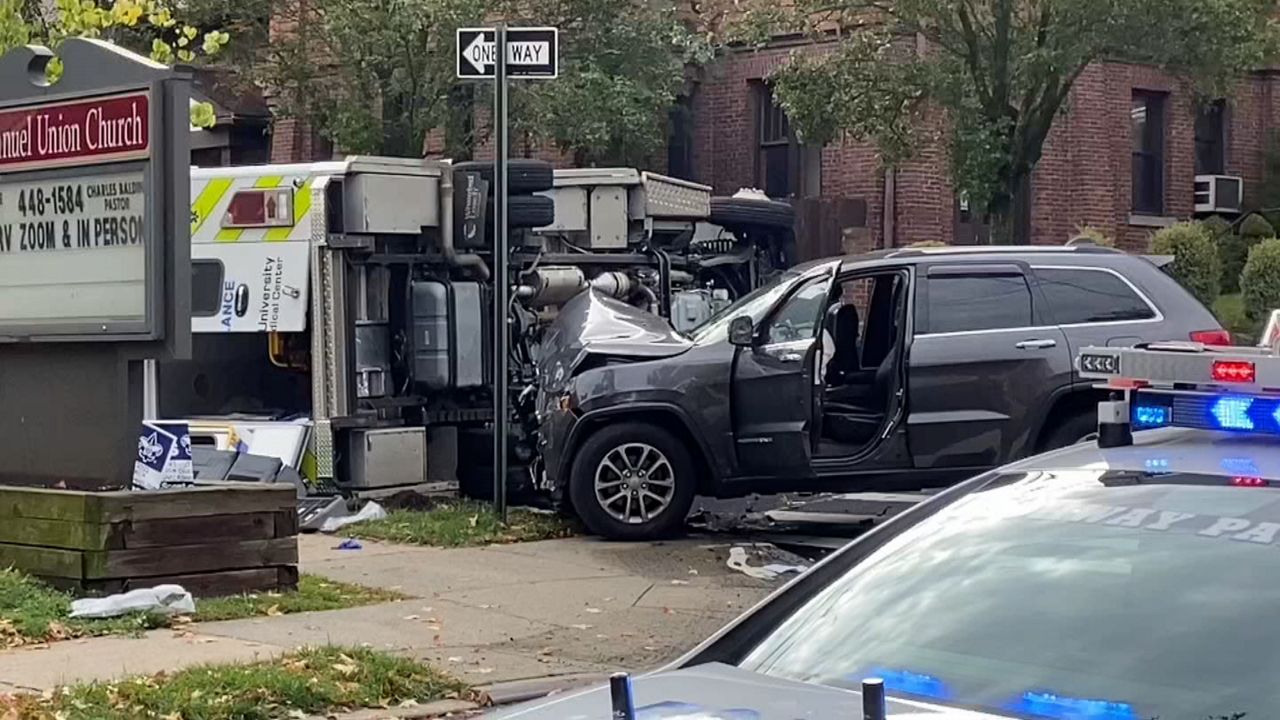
729 316 755 347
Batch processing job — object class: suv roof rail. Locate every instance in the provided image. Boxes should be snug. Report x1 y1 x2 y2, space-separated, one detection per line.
883 245 1122 259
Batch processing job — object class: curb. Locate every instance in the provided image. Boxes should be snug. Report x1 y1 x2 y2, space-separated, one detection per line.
315 699 481 719
479 672 610 706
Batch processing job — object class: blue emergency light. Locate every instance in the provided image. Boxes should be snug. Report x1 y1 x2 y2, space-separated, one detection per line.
1131 390 1280 435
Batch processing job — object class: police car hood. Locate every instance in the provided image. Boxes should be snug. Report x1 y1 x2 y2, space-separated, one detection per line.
536 289 692 393
490 663 1010 720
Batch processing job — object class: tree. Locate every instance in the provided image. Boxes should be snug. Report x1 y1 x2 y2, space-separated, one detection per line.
498 0 713 167
268 0 482 158
267 0 710 164
0 0 232 126
742 0 1278 243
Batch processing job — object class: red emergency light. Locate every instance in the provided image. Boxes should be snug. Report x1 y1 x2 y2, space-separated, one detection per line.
222 189 294 228
1232 476 1269 487
1212 360 1256 384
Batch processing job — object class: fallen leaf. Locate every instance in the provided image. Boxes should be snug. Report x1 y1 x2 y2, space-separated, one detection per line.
670 579 690 585
474 667 494 674
569 624 593 630
265 605 284 617
584 608 602 614
447 656 463 663
688 569 699 575
333 662 359 676
468 514 480 527
402 615 420 621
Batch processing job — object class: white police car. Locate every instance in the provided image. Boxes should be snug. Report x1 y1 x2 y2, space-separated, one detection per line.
495 342 1280 720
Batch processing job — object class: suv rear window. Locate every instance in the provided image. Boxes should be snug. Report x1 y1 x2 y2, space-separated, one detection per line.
1036 268 1155 325
926 275 1033 333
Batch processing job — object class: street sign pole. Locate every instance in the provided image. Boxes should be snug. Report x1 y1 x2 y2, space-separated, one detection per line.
457 24 556 524
492 24 510 522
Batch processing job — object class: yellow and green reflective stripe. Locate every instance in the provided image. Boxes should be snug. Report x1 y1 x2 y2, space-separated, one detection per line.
190 177 232 236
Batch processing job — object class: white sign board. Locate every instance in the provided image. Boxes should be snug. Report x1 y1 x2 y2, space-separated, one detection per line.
0 170 146 328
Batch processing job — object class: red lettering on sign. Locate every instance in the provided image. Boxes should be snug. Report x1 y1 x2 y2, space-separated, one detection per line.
0 92 149 171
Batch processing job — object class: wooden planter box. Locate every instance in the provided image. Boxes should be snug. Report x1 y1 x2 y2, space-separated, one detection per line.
0 483 299 597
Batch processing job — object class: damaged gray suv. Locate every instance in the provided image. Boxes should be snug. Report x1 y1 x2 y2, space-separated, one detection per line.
535 245 1226 540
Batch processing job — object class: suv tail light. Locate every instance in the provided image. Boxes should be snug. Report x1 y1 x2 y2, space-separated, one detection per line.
1191 329 1232 346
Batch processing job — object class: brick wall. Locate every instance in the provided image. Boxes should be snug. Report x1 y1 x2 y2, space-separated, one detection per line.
689 44 1280 253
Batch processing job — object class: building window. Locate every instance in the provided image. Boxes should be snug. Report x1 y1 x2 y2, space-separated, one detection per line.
755 84 820 200
1131 91 1166 215
667 95 694 180
1195 99 1228 176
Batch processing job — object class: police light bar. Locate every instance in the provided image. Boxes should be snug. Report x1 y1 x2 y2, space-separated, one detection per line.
222 188 293 228
1079 344 1280 443
1077 343 1280 395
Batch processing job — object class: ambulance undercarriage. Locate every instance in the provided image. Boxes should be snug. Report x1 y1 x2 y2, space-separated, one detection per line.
159 157 794 498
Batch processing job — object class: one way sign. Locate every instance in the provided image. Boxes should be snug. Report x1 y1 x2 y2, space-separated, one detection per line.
456 27 559 79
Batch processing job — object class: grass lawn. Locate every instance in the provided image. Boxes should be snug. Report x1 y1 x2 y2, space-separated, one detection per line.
347 501 576 548
0 571 404 649
0 645 470 720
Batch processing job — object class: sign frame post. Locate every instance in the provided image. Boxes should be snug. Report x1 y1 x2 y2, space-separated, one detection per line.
0 38 191 486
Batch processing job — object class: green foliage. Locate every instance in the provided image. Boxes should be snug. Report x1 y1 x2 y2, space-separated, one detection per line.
1219 213 1271 292
1242 238 1280 322
0 0 231 127
747 0 1279 241
9 646 468 719
348 501 576 547
502 0 714 167
1150 222 1222 306
1069 225 1114 247
1212 292 1255 345
268 0 480 158
269 0 708 163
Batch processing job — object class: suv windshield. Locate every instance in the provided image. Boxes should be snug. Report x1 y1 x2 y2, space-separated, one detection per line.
738 468 1280 720
686 269 804 343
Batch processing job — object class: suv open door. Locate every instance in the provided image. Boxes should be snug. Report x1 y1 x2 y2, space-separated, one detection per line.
730 271 833 480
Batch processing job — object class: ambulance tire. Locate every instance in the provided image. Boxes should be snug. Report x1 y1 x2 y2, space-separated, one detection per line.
452 160 554 194
486 195 556 229
709 196 795 231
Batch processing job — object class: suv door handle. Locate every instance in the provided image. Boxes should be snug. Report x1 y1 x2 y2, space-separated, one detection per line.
779 352 804 363
1015 339 1057 350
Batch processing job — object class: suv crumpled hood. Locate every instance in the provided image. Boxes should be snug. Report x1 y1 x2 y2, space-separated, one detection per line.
536 289 693 395
491 662 1009 719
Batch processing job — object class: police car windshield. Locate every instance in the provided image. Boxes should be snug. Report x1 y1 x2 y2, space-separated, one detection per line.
738 468 1280 720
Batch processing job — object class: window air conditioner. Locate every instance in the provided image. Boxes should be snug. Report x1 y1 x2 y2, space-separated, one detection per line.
1194 174 1244 214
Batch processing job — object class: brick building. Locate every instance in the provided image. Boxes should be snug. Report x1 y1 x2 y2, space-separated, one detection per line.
676 41 1280 254
264 20 1280 255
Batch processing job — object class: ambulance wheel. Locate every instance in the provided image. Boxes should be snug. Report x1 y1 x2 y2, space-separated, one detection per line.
710 196 795 231
568 422 696 541
453 160 554 194
487 194 556 229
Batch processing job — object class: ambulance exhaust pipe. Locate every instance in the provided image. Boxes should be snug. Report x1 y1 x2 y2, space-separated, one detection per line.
440 164 490 281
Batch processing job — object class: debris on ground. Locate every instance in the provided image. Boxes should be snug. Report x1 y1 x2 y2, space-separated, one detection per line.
320 500 389 533
68 585 195 619
336 538 364 551
725 544 810 581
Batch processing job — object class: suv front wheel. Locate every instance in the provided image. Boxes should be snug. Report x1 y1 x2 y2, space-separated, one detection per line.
569 422 697 541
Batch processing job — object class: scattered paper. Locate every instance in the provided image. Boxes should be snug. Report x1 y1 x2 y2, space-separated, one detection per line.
69 585 195 619
320 501 388 534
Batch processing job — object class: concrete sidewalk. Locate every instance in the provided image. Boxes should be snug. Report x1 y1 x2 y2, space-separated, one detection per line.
0 534 781 692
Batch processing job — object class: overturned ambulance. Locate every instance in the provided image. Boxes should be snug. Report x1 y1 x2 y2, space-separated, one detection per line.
155 156 795 503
